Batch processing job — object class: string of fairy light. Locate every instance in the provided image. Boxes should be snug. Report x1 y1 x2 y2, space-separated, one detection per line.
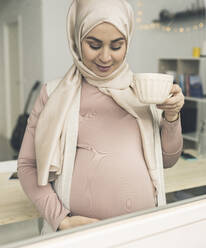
136 0 206 33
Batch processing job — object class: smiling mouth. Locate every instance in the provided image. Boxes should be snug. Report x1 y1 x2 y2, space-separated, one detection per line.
95 63 112 72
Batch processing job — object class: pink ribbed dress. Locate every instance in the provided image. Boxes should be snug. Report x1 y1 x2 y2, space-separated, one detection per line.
18 81 183 231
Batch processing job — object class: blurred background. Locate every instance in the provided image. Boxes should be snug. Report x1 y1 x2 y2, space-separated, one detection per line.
1 0 206 159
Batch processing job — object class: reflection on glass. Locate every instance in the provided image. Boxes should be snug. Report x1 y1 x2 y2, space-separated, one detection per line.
0 0 206 247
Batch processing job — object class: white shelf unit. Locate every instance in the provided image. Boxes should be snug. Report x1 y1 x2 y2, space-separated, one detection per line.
158 58 206 146
159 57 206 95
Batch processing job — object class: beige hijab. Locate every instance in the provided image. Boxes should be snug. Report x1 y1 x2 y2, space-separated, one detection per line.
35 0 166 213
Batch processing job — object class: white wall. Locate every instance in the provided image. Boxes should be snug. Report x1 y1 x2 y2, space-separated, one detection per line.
41 0 73 82
128 0 206 73
0 0 43 137
41 0 206 77
0 1 5 136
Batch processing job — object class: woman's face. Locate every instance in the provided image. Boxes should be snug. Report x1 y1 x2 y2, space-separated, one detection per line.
81 22 127 77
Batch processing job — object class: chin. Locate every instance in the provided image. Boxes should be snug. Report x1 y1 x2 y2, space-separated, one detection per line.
94 68 115 77
97 71 111 76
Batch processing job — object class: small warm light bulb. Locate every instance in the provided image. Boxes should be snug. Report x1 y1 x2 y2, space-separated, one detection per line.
166 26 172 32
179 27 184 33
199 22 204 28
137 11 143 16
136 18 142 23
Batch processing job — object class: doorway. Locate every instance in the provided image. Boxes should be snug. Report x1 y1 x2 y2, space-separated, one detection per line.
3 19 22 138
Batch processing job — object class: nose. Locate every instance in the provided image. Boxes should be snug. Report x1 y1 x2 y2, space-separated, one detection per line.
98 47 112 64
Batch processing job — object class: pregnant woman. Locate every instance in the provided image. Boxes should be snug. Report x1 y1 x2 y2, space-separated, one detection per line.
18 0 184 234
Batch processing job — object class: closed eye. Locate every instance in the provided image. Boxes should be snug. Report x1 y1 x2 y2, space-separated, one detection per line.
89 44 101 50
111 47 121 51
89 45 122 51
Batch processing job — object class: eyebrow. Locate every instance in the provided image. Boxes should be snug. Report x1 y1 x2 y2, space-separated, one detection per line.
86 36 125 43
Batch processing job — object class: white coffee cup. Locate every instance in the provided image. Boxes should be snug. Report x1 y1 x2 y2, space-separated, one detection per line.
134 73 174 104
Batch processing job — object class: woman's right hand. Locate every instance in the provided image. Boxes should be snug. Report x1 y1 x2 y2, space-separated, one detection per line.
58 216 99 230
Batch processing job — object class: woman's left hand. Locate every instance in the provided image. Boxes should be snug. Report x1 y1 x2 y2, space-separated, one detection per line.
156 84 185 122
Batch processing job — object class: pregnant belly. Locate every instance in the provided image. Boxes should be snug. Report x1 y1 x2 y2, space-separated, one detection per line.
70 147 156 219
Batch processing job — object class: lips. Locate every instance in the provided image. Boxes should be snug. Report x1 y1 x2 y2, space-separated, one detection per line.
95 63 112 72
